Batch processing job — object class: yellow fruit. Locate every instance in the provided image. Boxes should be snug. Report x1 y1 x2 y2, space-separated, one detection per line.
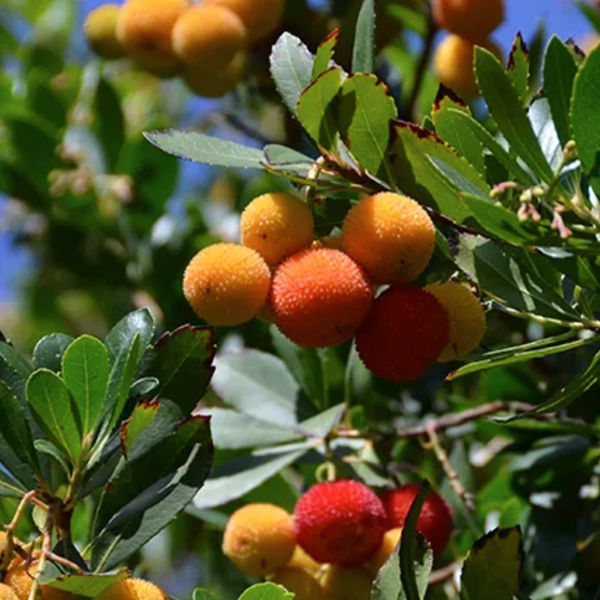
205 0 284 42
365 528 402 576
424 282 486 361
95 578 169 600
0 584 18 600
286 546 323 575
433 35 503 101
172 4 248 68
270 567 327 600
311 236 343 251
318 565 373 600
83 4 127 59
240 192 315 266
222 503 296 578
183 243 271 326
341 193 435 284
116 0 189 75
183 50 247 98
432 0 504 42
3 557 75 600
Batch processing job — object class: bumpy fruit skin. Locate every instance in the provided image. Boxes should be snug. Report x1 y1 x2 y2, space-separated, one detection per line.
270 567 326 600
355 284 449 382
365 527 402 575
341 193 435 284
270 248 373 347
172 4 248 68
222 503 296 578
286 546 323 575
240 192 314 266
95 578 169 600
4 557 76 600
116 0 189 75
381 484 453 554
183 50 247 97
183 243 271 326
84 5 127 59
317 565 373 600
294 480 387 566
432 0 504 42
205 0 284 42
434 35 503 101
425 282 485 361
0 585 18 600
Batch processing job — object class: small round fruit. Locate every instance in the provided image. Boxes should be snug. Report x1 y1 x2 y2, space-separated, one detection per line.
0 585 18 600
95 578 169 600
4 557 76 600
355 284 449 382
341 193 435 284
433 35 503 101
172 4 248 68
205 0 284 42
294 480 387 567
183 243 271 326
317 564 373 600
424 282 485 361
240 192 314 266
84 4 127 59
270 248 373 347
183 50 247 98
432 0 504 42
116 0 189 74
270 567 326 600
365 528 402 576
222 503 296 578
381 484 453 554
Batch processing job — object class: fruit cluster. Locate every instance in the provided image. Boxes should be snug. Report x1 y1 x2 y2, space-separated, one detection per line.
83 0 284 98
432 0 505 100
222 479 453 600
183 191 486 381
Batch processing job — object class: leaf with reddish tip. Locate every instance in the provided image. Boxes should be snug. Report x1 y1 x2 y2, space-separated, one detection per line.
313 29 339 79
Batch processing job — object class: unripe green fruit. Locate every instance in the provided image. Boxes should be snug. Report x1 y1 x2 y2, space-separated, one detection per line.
84 4 127 60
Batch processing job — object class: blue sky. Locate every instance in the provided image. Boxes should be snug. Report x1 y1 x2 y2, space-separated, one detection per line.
0 0 593 301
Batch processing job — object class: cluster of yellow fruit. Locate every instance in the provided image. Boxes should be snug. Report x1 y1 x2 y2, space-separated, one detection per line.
183 191 486 381
432 0 505 100
83 0 284 98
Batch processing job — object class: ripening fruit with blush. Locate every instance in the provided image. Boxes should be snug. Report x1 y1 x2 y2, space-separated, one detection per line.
355 284 449 381
434 35 503 100
381 484 453 554
432 0 504 42
0 585 18 600
116 0 189 76
270 567 326 600
172 4 248 68
365 527 402 576
425 282 486 361
205 0 284 42
294 479 387 566
317 565 373 600
84 4 127 59
183 50 247 97
222 503 296 577
240 192 314 265
341 193 435 284
95 578 169 600
286 546 323 575
270 248 373 347
183 243 271 326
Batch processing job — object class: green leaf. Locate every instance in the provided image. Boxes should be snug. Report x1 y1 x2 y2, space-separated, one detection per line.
238 582 294 600
576 0 600 35
32 333 74 372
118 400 160 456
475 47 554 186
34 439 70 476
62 335 109 437
270 32 314 117
93 77 125 173
337 73 397 179
313 30 338 79
194 590 220 600
571 42 600 199
104 308 154 363
297 67 344 159
528 98 563 171
26 68 67 131
507 33 529 106
144 130 265 169
27 369 82 463
41 569 130 597
0 342 33 403
352 0 375 74
543 36 577 147
461 526 524 600
0 470 26 498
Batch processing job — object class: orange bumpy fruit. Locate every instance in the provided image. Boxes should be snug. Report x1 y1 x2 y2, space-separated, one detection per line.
0 585 18 600
183 243 271 326
355 284 449 381
4 556 75 600
222 503 296 578
270 248 373 347
424 282 486 361
434 35 503 100
311 235 343 251
84 4 127 59
240 192 314 266
317 564 373 600
95 578 169 600
205 0 284 42
365 527 402 575
341 193 435 284
183 50 247 97
270 567 326 600
116 0 189 76
172 4 248 68
432 0 504 42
